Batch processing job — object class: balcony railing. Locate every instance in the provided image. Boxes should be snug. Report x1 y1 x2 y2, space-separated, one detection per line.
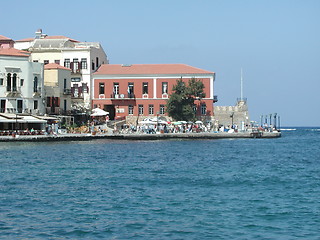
6 86 21 93
111 93 135 99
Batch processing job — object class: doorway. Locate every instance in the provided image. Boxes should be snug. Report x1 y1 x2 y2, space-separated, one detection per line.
104 105 115 120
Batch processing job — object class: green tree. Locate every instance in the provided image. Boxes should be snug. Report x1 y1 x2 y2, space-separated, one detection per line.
166 77 205 121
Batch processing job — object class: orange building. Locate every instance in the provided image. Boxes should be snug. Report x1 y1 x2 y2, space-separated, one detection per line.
92 64 217 123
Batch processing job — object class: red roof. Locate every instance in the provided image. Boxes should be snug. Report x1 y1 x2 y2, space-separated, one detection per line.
44 63 71 71
44 35 79 42
15 36 79 43
15 38 34 42
0 35 13 41
94 64 214 75
0 48 30 57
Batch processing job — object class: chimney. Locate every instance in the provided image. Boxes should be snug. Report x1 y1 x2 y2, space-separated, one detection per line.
35 29 42 39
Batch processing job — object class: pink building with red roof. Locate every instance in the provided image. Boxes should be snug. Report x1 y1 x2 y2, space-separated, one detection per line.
0 35 14 49
92 64 217 123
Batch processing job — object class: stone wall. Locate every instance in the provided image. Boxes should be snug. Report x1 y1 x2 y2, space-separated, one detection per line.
213 100 250 128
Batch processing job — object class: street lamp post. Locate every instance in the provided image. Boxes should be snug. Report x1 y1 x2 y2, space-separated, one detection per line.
156 111 159 132
230 112 234 128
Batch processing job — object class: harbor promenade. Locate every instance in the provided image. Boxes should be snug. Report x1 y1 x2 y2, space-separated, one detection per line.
0 131 281 142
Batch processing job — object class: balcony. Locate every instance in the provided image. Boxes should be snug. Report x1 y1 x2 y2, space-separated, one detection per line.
33 87 42 97
6 87 22 97
111 93 135 100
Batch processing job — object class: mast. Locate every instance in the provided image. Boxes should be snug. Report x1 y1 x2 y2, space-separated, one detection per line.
240 68 243 101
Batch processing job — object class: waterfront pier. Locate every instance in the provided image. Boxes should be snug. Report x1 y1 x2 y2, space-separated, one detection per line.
0 131 281 142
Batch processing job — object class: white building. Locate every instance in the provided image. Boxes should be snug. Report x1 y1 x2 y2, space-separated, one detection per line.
0 48 45 115
14 29 109 111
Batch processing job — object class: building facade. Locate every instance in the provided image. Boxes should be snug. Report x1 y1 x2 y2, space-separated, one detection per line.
92 64 217 124
44 63 72 115
0 48 45 115
14 29 109 110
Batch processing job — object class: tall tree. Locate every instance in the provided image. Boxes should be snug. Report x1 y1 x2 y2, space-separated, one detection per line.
166 77 205 121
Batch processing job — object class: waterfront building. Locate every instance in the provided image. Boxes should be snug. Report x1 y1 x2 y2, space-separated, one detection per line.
44 63 72 115
0 48 45 115
14 29 109 111
0 35 14 49
92 64 217 124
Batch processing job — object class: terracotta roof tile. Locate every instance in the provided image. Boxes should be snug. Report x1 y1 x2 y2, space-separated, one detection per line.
0 35 13 41
0 48 30 57
94 64 214 75
44 63 71 71
44 36 79 42
15 36 79 43
15 38 34 42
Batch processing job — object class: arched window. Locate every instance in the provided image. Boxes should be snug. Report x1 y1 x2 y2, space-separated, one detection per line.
33 76 38 93
6 73 11 91
12 73 17 91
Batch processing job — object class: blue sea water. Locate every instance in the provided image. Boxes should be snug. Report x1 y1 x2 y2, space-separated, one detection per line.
0 128 319 239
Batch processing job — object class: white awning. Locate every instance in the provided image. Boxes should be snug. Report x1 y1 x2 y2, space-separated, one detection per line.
0 114 46 123
91 108 109 116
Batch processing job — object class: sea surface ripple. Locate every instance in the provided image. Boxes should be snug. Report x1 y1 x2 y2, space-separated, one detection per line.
0 128 319 239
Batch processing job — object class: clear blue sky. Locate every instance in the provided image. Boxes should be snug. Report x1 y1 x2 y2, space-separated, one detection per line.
2 0 320 126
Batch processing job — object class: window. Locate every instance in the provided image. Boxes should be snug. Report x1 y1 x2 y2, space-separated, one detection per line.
64 59 70 68
193 104 197 113
33 76 38 92
0 78 3 85
149 104 154 115
55 60 60 65
12 73 17 91
128 105 133 115
34 100 38 110
6 73 11 91
128 82 134 97
201 104 207 115
71 78 81 82
82 83 88 93
92 61 95 70
64 79 67 90
113 83 119 95
143 82 148 94
20 79 24 86
0 99 5 113
73 58 79 72
99 83 105 95
44 60 49 65
160 104 165 115
81 58 87 69
96 57 99 68
138 104 144 115
64 99 67 111
47 97 51 107
162 82 168 94
17 100 23 113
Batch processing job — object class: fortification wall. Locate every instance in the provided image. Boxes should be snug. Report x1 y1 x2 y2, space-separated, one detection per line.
213 100 250 128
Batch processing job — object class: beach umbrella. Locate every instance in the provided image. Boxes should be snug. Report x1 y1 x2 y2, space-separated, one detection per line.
91 108 109 116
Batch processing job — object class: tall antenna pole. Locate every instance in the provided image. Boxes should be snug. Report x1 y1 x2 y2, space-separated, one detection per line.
240 68 243 101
